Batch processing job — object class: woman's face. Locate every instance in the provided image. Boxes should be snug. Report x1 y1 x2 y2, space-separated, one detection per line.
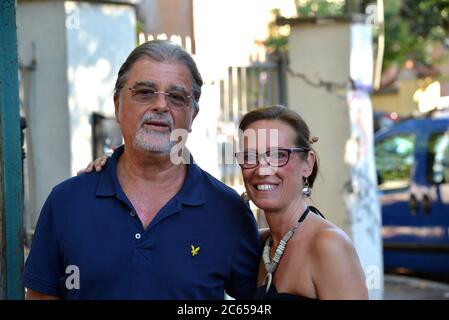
240 120 315 212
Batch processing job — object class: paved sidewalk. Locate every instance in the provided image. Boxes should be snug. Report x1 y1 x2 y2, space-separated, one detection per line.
384 275 449 300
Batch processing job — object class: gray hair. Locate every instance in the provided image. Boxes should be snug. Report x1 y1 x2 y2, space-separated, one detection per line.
114 40 203 112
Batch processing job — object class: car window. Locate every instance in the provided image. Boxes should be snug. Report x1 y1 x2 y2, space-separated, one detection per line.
428 131 449 184
375 133 416 190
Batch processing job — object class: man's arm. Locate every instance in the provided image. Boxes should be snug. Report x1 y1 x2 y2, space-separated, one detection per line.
26 289 60 300
225 205 260 299
23 190 64 299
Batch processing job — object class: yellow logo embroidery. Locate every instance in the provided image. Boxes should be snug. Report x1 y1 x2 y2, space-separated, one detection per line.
191 245 200 257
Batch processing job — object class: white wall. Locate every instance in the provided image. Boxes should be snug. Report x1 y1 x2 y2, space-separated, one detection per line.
65 1 136 175
17 0 71 233
193 0 296 79
17 0 136 234
186 82 220 178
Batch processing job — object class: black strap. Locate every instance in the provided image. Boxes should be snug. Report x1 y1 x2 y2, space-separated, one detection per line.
308 206 326 219
291 205 328 225
259 206 325 254
297 207 311 224
297 206 326 224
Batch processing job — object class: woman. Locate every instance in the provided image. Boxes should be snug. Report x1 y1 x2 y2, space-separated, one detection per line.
82 105 368 300
235 105 367 300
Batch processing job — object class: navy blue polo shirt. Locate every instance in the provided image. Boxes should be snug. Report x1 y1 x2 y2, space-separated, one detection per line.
23 146 259 299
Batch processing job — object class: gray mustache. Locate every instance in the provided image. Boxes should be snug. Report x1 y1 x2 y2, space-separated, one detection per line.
139 113 174 131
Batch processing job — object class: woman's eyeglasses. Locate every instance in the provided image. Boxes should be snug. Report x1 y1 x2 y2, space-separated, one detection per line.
235 147 309 169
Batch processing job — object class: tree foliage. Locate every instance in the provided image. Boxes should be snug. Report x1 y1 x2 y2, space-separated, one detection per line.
264 1 345 53
264 0 449 70
295 0 345 17
382 0 449 69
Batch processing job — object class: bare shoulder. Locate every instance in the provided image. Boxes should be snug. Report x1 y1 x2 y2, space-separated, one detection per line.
311 225 356 258
309 221 368 299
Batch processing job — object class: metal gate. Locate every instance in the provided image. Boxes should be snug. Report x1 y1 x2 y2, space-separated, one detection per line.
217 53 287 188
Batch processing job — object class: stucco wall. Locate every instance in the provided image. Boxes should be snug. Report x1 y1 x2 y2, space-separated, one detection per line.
287 20 383 299
17 0 136 234
65 1 136 175
17 0 71 233
288 22 352 234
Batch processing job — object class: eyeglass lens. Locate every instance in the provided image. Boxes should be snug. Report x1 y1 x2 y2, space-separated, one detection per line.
131 86 191 108
237 149 290 168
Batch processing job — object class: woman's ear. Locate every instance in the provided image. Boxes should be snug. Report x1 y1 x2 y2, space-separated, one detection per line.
303 151 316 177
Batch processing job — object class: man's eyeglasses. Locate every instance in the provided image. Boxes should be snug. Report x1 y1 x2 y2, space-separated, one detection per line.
128 85 193 110
235 147 309 169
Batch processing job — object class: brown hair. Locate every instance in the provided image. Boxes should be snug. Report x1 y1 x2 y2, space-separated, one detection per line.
238 105 319 187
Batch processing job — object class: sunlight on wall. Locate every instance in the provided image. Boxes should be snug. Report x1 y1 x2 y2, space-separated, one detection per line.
193 0 296 80
65 1 135 175
413 81 442 113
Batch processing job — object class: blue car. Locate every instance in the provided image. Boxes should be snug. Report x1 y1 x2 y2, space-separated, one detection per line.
375 114 449 276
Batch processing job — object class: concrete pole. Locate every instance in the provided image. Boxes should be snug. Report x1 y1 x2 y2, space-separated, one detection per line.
0 0 25 300
284 16 383 299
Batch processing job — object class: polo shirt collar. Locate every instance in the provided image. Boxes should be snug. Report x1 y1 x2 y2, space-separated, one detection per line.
96 145 205 206
96 145 125 197
177 156 205 206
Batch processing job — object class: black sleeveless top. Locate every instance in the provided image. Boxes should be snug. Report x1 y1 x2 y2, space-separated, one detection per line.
254 206 325 300
254 283 314 300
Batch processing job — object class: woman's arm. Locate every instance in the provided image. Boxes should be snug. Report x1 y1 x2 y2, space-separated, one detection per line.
76 155 109 175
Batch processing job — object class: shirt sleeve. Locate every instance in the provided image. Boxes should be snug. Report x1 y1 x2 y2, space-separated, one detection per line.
225 204 260 300
23 190 63 297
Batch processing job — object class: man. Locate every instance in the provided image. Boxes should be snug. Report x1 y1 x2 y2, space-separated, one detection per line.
24 40 259 299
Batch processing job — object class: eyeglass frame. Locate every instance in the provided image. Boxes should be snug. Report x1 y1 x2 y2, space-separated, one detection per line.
127 84 194 110
235 147 310 169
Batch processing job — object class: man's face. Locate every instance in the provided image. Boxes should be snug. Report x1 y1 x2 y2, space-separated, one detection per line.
115 58 197 154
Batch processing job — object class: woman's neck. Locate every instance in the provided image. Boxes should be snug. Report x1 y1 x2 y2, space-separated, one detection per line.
264 197 308 246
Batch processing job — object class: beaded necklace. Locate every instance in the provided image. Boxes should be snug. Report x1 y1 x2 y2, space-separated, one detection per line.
262 207 310 293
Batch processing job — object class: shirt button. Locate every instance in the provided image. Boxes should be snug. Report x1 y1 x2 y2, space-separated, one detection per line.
135 233 141 240
130 211 136 217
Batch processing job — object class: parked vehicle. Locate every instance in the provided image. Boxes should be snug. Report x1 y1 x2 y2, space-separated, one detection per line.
375 113 449 277
373 111 401 132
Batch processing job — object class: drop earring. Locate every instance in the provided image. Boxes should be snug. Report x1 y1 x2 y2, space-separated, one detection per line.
302 178 311 197
241 191 250 206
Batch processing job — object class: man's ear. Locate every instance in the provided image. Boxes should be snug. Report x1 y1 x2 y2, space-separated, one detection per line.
187 107 199 132
114 95 121 124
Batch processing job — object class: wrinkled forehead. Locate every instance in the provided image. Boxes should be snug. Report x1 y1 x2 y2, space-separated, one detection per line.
127 58 193 89
238 128 280 151
239 120 296 150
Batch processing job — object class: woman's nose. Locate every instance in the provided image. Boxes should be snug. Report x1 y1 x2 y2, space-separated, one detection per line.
256 157 276 176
